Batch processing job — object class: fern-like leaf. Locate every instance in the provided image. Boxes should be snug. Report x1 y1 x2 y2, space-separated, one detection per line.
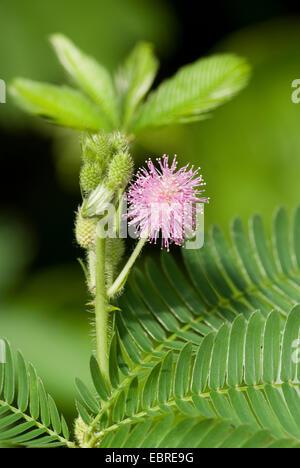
75 206 300 448
98 414 300 449
79 307 300 448
0 341 75 448
117 206 300 372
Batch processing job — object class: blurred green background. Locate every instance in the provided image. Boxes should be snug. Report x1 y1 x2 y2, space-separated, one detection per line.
1 0 300 422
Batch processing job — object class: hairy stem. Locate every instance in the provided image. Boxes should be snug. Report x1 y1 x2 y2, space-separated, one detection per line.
95 233 110 388
107 236 147 298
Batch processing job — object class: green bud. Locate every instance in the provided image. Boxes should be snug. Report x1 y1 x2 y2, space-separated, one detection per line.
110 131 129 154
80 161 102 194
81 131 111 163
75 210 97 248
107 151 134 191
74 417 89 447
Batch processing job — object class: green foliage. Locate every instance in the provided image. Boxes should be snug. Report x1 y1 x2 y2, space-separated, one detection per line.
50 34 119 129
10 32 299 449
0 340 74 448
132 54 250 132
71 206 300 448
10 37 250 136
76 307 300 448
9 79 107 131
116 42 159 129
2 206 300 447
0 0 175 126
97 414 300 449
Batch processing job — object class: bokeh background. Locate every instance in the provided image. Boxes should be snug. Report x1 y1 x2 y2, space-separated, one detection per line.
1 0 300 422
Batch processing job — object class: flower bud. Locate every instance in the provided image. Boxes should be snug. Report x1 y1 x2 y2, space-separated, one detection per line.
110 131 129 154
80 161 101 194
81 131 111 163
75 210 97 248
81 183 114 218
74 417 89 447
107 151 133 191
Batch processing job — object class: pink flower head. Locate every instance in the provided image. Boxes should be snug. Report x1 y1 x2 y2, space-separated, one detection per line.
127 155 209 249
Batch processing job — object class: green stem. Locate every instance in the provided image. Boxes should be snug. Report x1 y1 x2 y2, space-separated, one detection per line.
107 236 147 298
95 234 110 388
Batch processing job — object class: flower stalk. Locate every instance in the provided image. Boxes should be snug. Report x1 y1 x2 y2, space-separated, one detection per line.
94 233 110 387
107 236 148 298
75 131 136 389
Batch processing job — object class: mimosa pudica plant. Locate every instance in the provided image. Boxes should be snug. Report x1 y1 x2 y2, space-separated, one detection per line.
2 35 299 449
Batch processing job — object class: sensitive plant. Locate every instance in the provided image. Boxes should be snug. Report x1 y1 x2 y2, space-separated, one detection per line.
1 35 299 449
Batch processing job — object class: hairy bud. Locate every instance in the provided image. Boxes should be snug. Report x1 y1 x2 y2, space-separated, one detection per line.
74 417 89 447
80 161 102 194
110 131 129 154
75 210 97 248
107 151 133 191
81 131 111 162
